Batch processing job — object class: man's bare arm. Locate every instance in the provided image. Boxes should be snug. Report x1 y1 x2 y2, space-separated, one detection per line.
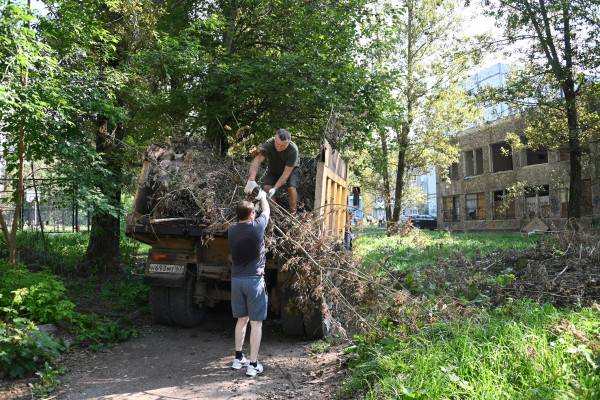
274 165 294 189
248 154 265 181
260 193 270 220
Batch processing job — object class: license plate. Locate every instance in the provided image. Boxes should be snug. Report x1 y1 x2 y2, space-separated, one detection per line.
148 264 185 274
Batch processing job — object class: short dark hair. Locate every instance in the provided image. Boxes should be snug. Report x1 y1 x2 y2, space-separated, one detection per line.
275 128 291 141
236 200 254 220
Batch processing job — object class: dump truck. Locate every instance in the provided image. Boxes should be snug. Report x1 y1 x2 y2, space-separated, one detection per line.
125 141 348 338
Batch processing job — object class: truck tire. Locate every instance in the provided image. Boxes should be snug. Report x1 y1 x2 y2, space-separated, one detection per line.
280 288 305 336
303 306 327 339
149 286 174 325
169 271 206 327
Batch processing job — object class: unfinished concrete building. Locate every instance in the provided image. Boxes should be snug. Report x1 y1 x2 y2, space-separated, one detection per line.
436 116 599 230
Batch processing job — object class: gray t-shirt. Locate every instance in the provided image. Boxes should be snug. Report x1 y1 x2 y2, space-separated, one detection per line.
228 214 269 278
260 138 300 176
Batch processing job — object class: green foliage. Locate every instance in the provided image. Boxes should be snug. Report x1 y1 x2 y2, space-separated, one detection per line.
0 318 63 379
354 227 534 273
0 262 75 323
70 313 136 351
31 362 65 398
100 278 149 312
342 301 600 399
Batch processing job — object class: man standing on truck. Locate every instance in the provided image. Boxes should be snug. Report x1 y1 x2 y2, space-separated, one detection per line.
244 128 300 214
227 190 270 377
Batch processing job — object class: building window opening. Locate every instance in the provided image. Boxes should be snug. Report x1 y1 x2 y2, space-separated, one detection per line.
559 149 570 162
465 151 474 176
466 192 486 220
491 141 513 172
443 195 459 221
524 185 550 218
464 148 484 177
526 148 548 165
448 163 459 181
475 148 484 175
493 190 515 219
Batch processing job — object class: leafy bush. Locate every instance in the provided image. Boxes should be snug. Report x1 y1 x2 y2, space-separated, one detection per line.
71 313 136 351
0 318 63 379
0 263 75 323
99 277 149 311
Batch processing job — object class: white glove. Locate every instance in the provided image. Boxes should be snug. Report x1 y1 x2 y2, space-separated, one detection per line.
255 190 267 201
268 187 277 198
244 180 258 194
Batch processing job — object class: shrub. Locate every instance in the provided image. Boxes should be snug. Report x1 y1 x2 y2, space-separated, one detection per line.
0 263 75 323
0 318 63 379
71 313 136 351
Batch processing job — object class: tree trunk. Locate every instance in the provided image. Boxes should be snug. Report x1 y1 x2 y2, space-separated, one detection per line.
392 0 413 223
392 127 409 222
378 130 393 222
83 117 124 274
564 81 582 219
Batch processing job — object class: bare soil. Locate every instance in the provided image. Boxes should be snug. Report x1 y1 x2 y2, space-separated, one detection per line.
12 307 346 400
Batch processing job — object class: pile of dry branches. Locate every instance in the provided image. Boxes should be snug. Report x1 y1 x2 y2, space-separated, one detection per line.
143 143 319 229
140 143 378 334
391 229 600 308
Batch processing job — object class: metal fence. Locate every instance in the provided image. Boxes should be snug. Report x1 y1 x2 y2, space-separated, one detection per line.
0 178 91 233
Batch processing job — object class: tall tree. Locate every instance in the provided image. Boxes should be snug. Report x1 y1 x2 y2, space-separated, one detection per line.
0 2 73 265
354 0 480 224
480 0 600 218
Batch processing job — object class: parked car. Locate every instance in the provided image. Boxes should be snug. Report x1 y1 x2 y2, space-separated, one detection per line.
406 214 437 230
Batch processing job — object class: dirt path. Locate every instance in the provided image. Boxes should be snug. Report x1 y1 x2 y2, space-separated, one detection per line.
56 309 345 400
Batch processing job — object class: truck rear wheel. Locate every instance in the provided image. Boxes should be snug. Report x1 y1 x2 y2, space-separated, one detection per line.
303 306 327 339
149 270 206 327
150 286 174 325
280 287 305 336
280 286 327 339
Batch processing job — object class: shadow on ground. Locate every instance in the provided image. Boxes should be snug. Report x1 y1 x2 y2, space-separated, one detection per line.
58 305 341 400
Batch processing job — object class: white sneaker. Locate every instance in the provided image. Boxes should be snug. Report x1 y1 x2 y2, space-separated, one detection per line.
231 355 250 370
246 362 263 377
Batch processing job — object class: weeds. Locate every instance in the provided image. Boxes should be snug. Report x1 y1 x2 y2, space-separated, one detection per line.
342 301 600 400
31 362 65 398
310 339 332 354
343 229 600 399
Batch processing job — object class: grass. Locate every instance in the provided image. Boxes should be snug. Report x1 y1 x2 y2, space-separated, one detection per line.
342 301 600 400
342 228 600 399
354 227 535 273
0 231 149 274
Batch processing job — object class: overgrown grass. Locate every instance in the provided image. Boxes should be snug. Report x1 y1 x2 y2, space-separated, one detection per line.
343 229 600 399
0 231 148 274
354 227 535 273
342 301 600 399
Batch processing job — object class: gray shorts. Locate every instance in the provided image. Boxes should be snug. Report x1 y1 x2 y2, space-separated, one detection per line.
263 167 301 188
231 276 268 321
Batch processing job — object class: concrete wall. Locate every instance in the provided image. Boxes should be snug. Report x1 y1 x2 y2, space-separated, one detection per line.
436 116 598 231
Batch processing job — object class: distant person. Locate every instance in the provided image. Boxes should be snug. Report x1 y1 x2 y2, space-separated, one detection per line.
244 129 300 213
227 190 270 377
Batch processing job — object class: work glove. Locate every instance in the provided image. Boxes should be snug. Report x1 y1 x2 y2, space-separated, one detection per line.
255 190 267 201
268 187 277 198
244 180 258 194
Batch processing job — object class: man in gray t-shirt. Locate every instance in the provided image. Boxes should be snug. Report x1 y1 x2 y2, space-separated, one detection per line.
227 191 270 377
244 128 300 213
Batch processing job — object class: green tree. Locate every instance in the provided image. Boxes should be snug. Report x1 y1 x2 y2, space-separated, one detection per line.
0 2 73 265
354 0 480 224
480 0 600 218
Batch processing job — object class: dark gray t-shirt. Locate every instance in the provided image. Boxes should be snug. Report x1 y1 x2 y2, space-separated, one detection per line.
260 138 300 176
228 214 269 278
